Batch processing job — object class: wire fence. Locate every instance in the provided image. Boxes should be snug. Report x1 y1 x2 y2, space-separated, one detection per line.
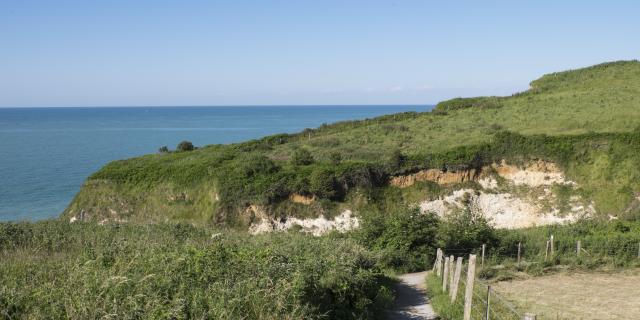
432 236 640 319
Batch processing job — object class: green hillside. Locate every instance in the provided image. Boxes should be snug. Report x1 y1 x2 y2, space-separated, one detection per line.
63 60 640 226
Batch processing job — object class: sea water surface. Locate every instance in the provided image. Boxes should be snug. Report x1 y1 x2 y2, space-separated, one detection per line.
0 105 430 221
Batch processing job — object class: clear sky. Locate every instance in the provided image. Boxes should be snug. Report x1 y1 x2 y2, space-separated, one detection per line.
1 1 639 107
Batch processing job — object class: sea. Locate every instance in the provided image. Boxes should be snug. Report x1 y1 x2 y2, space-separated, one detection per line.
0 105 431 221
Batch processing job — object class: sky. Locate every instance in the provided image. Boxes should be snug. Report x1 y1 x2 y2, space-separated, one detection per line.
1 1 639 107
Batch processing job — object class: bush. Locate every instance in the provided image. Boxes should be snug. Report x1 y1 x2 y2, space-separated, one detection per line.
291 148 314 165
329 151 342 165
238 154 279 177
387 149 405 171
177 140 195 152
308 168 337 199
357 207 440 272
158 146 169 153
436 198 498 252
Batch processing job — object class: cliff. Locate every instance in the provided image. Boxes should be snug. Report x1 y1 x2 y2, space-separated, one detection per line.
63 60 640 231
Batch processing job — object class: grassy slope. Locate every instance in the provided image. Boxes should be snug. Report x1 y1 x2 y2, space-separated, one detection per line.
63 60 640 225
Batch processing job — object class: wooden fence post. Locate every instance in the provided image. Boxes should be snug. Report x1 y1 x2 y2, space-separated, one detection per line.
523 313 537 320
450 257 463 303
463 254 477 320
550 235 555 256
637 242 639 259
436 249 443 276
576 241 581 257
485 285 491 320
545 240 550 261
449 255 455 292
442 256 450 292
432 249 437 271
481 244 486 269
517 242 522 264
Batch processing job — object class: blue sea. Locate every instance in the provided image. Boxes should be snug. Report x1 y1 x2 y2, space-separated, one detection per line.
0 105 430 221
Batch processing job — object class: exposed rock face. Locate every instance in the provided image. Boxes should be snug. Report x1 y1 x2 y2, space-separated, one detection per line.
249 210 360 236
417 160 594 229
419 189 592 229
492 159 569 187
389 159 567 188
390 168 480 187
289 193 316 205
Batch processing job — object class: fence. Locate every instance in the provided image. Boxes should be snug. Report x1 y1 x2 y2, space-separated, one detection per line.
433 248 537 320
432 235 640 319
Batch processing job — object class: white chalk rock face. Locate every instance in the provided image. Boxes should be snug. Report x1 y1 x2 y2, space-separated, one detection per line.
418 161 594 229
249 210 360 236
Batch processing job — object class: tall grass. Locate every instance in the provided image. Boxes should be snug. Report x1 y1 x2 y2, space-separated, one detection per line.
0 221 393 319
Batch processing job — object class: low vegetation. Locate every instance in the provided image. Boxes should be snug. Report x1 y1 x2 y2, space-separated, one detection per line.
0 221 394 319
427 219 640 319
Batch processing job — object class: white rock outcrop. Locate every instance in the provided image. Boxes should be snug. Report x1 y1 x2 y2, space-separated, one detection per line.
249 210 360 236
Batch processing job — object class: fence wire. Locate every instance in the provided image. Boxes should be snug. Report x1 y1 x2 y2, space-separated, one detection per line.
437 238 640 319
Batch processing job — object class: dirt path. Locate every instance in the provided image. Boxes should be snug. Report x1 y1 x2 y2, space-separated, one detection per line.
386 271 439 320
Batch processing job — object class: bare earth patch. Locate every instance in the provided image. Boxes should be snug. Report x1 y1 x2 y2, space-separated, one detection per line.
492 269 640 319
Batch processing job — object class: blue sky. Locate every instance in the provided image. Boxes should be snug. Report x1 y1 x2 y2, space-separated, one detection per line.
1 1 639 107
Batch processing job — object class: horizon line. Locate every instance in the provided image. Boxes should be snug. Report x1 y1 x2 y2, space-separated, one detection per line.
0 103 436 109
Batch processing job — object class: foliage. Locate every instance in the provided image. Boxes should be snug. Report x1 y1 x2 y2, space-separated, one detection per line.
434 96 502 112
356 207 440 272
176 140 194 152
308 168 337 199
0 221 393 320
329 151 342 165
437 203 498 253
158 145 169 153
291 148 314 166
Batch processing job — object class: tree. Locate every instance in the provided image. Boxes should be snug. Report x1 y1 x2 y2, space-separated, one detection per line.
158 146 170 153
176 141 194 152
291 148 314 165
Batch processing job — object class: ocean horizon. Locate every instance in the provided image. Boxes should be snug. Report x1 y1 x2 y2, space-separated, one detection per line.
0 105 432 221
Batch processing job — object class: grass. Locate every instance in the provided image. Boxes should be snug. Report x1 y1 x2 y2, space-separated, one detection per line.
0 221 394 319
492 269 640 319
426 272 520 320
427 219 640 319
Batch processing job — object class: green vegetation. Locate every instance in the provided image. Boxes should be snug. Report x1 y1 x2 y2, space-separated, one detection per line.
9 60 640 319
427 219 640 319
176 140 195 152
62 60 640 225
0 221 393 319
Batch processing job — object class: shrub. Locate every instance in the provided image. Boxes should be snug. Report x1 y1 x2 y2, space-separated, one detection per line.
329 151 342 165
291 148 314 165
177 140 195 152
387 149 405 171
308 168 337 199
357 207 440 272
158 146 170 153
238 154 279 177
436 200 498 252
